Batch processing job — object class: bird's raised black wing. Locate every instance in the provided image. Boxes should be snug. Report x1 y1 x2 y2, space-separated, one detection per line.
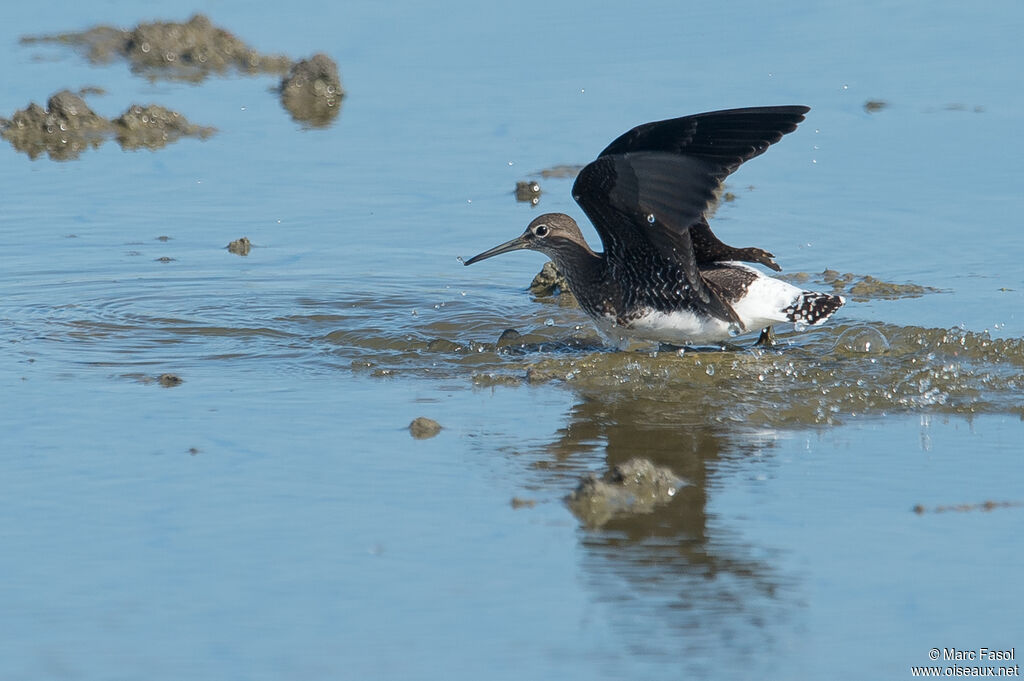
595 105 810 170
574 106 808 257
571 106 808 322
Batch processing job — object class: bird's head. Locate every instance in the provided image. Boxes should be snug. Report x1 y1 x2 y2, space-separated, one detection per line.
462 213 590 266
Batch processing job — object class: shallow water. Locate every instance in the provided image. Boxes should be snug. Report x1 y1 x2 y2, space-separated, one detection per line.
2 1 1023 679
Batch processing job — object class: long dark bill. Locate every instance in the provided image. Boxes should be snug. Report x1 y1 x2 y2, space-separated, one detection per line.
462 234 531 266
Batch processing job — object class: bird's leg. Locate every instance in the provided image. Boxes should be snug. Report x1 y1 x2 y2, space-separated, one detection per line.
754 326 777 348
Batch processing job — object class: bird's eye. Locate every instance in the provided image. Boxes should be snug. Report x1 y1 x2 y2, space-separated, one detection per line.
534 224 549 237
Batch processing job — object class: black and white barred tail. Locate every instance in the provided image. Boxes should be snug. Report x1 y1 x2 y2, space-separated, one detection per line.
783 291 845 326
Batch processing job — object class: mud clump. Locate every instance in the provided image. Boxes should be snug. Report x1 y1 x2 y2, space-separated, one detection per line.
864 99 888 113
279 53 344 127
530 262 571 297
0 91 107 160
227 237 252 256
515 180 542 205
113 104 215 150
496 328 523 348
157 373 183 387
568 458 685 528
529 262 579 309
1 90 215 160
24 14 292 82
409 417 442 439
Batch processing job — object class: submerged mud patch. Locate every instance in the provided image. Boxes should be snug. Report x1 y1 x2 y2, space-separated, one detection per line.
782 269 943 301
912 499 1023 514
1 90 214 160
311 290 1024 428
539 165 584 179
23 14 292 82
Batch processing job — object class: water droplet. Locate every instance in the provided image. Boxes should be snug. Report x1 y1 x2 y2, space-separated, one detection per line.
544 318 554 327
647 213 656 224
705 365 715 376
676 348 686 358
794 320 808 333
727 322 742 337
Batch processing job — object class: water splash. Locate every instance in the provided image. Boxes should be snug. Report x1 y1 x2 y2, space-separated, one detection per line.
833 325 890 354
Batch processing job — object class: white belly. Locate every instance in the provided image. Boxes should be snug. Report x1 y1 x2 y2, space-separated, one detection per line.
593 267 807 345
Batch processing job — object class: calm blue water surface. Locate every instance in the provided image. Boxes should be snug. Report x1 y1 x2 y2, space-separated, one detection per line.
1 1 1022 679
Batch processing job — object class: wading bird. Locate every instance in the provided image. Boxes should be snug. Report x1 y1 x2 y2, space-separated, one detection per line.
463 106 844 347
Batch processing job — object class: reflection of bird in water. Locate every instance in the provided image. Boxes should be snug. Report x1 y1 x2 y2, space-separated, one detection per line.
464 106 844 346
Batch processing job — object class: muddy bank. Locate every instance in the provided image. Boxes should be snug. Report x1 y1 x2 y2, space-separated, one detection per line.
0 90 214 160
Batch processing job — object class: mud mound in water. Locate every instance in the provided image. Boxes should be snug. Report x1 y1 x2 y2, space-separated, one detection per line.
23 14 292 82
279 53 344 127
1 91 214 160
